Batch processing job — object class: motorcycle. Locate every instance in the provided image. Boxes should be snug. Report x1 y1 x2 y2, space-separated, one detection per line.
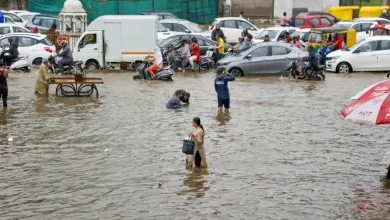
47 53 84 75
282 57 325 81
199 47 216 69
133 60 173 81
0 47 30 73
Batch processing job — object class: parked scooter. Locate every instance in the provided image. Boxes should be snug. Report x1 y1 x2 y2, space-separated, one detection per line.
47 53 84 75
0 47 30 73
133 60 173 81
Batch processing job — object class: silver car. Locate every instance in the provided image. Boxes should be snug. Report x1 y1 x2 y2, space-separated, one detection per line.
217 42 308 76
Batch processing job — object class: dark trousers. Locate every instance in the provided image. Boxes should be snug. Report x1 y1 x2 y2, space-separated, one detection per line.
57 58 73 73
194 150 201 167
214 53 223 64
0 88 8 107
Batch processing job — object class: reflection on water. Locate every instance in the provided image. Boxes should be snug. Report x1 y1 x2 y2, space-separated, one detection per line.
1 72 390 219
178 167 210 199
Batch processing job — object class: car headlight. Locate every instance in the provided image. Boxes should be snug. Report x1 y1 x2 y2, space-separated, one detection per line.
219 61 230 66
328 56 339 60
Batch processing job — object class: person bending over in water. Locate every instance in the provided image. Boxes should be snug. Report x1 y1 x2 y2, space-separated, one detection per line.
181 91 190 104
166 90 184 109
187 117 208 168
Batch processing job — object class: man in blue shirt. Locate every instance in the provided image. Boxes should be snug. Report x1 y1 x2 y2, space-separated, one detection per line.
214 67 235 111
301 45 317 79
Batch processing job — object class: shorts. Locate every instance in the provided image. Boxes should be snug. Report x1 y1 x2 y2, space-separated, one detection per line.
218 97 230 109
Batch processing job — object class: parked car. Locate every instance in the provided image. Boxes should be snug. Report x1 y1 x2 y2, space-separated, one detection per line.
140 12 178 20
25 14 75 33
0 33 55 65
2 11 25 26
4 15 15 24
0 24 30 35
252 27 298 43
159 19 210 38
17 12 39 24
333 20 376 42
217 42 308 76
158 34 230 55
295 15 334 28
353 17 390 25
7 10 30 14
157 23 182 43
297 11 339 24
209 17 263 44
326 36 390 73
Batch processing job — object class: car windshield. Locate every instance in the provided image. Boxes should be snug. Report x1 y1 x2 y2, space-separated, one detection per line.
20 15 33 20
345 39 365 51
256 30 279 39
290 31 306 38
307 33 322 43
333 23 352 29
157 23 168 32
158 36 179 47
186 22 203 33
4 13 22 22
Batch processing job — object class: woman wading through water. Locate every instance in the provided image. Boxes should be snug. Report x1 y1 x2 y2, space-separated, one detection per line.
186 117 208 168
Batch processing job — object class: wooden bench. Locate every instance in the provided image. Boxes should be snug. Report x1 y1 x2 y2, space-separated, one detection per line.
49 76 104 98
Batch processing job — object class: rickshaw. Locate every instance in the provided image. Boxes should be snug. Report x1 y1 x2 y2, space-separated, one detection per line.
369 24 390 37
307 27 357 54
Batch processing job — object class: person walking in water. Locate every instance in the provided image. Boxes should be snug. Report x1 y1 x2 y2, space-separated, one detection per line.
187 117 208 168
35 58 50 95
215 67 235 111
0 60 9 108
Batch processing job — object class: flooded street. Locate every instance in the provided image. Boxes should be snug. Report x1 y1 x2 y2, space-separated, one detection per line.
1 71 390 219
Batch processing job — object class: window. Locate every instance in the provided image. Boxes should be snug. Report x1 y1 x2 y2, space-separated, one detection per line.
13 27 29 33
4 13 22 23
161 23 173 31
310 18 320 26
41 19 55 28
197 39 206 46
295 19 305 26
238 21 253 29
361 23 372 31
0 27 11 34
21 15 32 21
324 15 337 23
271 46 291 55
378 20 390 24
5 17 13 24
173 23 188 32
38 38 53 46
32 17 42 25
380 40 390 50
0 38 9 47
222 20 236 28
357 41 379 52
19 37 37 47
320 18 331 25
352 24 362 32
250 46 268 57
165 15 176 19
80 34 97 47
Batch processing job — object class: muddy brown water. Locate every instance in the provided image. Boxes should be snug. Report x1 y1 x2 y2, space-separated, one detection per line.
1 71 390 220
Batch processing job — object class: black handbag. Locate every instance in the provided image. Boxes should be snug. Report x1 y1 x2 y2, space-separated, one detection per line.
182 135 195 155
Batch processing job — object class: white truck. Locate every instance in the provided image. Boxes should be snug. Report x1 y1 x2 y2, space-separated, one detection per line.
73 15 158 70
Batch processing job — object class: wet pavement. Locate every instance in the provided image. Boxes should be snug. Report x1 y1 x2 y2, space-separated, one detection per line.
1 71 390 219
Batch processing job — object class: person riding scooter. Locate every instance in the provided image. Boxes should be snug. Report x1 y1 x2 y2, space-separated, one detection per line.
300 45 317 79
57 40 73 75
211 24 226 42
324 32 343 56
147 46 163 79
3 37 19 67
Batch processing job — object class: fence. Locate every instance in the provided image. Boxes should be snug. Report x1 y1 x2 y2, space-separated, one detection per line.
340 0 383 6
27 0 217 24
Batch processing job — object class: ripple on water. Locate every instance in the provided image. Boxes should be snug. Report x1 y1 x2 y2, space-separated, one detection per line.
0 72 390 219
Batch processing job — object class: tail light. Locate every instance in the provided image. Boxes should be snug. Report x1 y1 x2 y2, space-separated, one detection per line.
44 47 53 53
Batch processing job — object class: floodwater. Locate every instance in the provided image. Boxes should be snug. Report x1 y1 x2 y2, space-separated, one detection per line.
1 71 390 220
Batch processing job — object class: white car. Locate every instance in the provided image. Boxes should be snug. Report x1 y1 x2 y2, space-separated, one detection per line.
252 27 298 43
157 23 181 43
0 24 30 35
353 17 390 25
209 17 263 43
7 10 30 14
159 19 211 39
2 11 25 26
333 20 376 42
17 12 40 25
0 33 56 65
290 28 311 43
326 36 390 73
4 15 15 24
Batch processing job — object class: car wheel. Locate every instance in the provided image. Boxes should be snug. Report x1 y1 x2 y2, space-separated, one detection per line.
230 68 243 77
32 57 42 65
336 62 351 74
85 60 99 71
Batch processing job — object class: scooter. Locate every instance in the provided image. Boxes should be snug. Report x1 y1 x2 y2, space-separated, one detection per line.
0 48 30 73
200 47 216 69
133 60 173 81
282 57 325 81
47 53 84 75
